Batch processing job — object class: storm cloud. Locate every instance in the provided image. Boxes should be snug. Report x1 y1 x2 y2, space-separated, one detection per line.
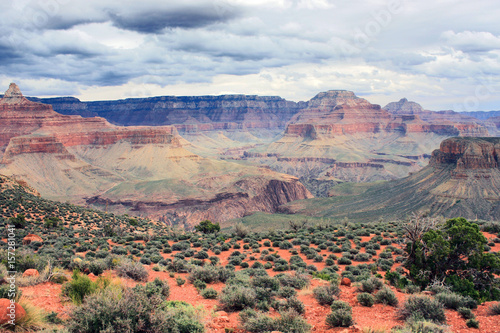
0 0 499 110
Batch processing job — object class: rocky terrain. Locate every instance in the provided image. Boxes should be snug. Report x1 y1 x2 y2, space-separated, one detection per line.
0 84 312 226
281 137 500 221
20 89 498 194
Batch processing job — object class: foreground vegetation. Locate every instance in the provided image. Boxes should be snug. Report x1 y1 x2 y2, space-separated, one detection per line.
0 175 499 332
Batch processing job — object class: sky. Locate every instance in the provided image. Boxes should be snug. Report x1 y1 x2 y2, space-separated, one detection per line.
0 0 499 111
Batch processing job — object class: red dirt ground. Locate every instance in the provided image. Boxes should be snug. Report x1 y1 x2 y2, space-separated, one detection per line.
19 234 500 333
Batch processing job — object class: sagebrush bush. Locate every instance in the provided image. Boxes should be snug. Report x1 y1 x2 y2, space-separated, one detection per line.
278 286 297 298
276 272 310 290
375 287 398 306
115 259 148 282
398 295 446 324
457 307 475 319
62 270 97 304
275 310 311 333
201 287 218 299
435 292 476 310
67 287 204 333
273 297 305 315
326 309 353 328
357 292 375 307
330 300 351 311
219 285 257 311
313 285 340 306
466 318 479 329
489 302 500 315
359 277 384 293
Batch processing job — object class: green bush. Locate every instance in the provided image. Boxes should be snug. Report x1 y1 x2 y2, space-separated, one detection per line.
62 270 97 304
375 287 398 306
67 288 204 333
326 309 353 328
435 292 476 310
142 277 170 298
201 287 218 299
457 307 475 319
275 309 311 333
219 285 257 311
241 311 275 333
313 285 340 306
278 286 297 299
359 277 383 293
357 293 374 307
273 297 305 315
330 300 351 311
398 295 446 324
466 318 479 329
116 259 148 282
176 277 186 286
277 272 310 290
489 302 500 315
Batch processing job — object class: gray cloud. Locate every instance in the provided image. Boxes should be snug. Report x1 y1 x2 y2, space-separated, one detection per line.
0 0 500 110
110 6 240 33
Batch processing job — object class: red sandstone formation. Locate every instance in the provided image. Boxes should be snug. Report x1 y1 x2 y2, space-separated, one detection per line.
430 137 500 170
286 91 488 139
22 234 43 245
0 83 179 160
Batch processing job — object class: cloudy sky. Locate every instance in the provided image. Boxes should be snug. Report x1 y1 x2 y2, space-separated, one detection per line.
1 0 499 111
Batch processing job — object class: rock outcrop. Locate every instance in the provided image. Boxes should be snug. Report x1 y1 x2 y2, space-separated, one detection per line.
430 137 499 170
281 137 500 221
29 94 306 133
0 84 312 225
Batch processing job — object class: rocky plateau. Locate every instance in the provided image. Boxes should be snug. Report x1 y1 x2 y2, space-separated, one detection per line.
0 83 312 226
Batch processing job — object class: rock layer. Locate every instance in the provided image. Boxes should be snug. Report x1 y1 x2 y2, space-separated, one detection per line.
0 84 312 225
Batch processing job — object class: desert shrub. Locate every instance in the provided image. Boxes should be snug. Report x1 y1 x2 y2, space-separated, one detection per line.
359 277 383 293
338 257 352 265
278 286 297 299
326 306 354 327
193 279 207 290
404 284 421 294
313 285 340 306
188 265 221 284
142 277 170 298
195 220 220 234
0 283 22 301
67 288 204 333
277 272 310 290
398 295 446 324
394 319 449 333
201 287 218 299
272 296 305 314
354 253 372 262
357 292 375 307
241 310 275 332
489 302 500 315
176 277 186 286
115 259 148 281
252 275 280 291
219 285 257 311
435 292 476 310
275 309 311 333
62 270 97 304
375 287 398 306
330 300 351 312
10 299 46 332
457 307 475 319
466 318 479 329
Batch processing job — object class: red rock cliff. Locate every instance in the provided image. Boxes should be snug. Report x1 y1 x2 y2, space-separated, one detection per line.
430 137 500 170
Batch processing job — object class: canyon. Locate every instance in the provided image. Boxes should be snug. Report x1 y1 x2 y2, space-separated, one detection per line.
0 83 312 226
2 82 499 224
281 137 500 221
